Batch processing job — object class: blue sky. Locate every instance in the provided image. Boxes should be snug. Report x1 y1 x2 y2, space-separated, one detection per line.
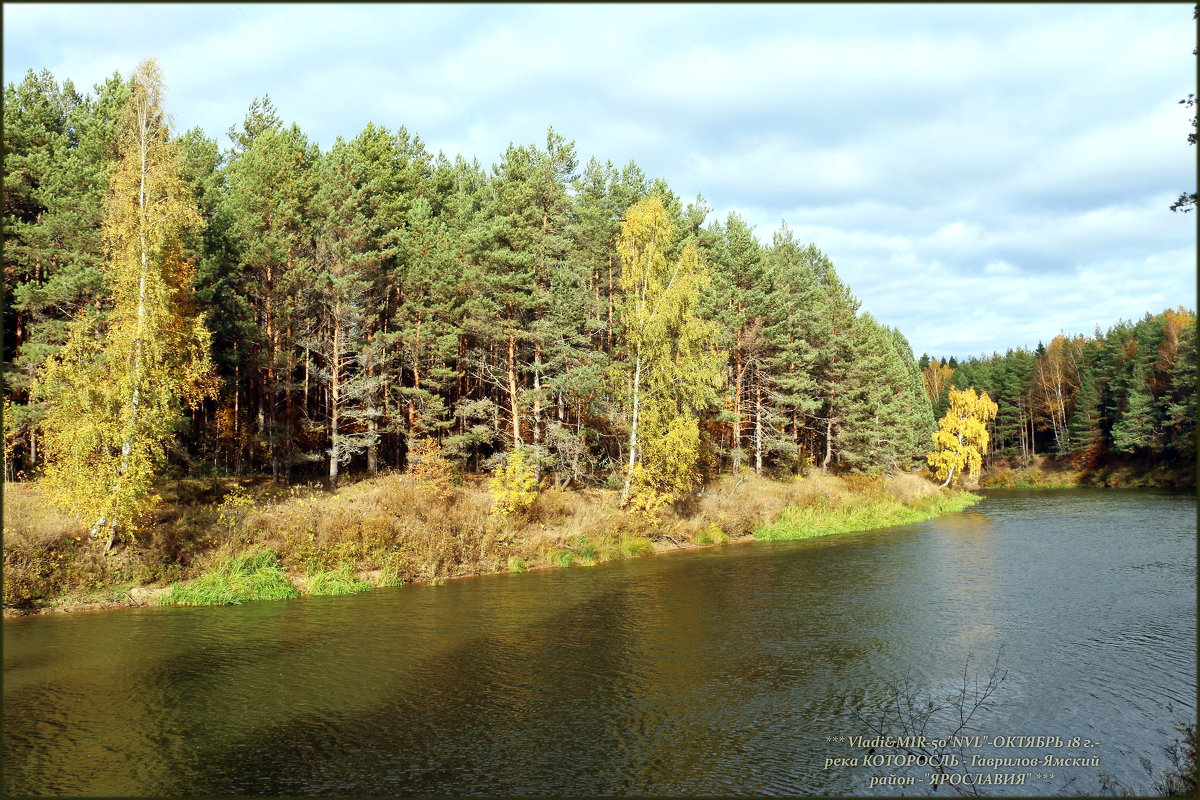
4 2 1195 359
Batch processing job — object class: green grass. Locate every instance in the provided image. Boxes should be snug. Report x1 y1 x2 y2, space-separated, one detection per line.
754 491 981 542
159 550 299 606
573 538 598 566
1008 481 1076 489
694 524 730 545
506 556 528 573
304 566 372 596
620 535 654 557
549 548 575 568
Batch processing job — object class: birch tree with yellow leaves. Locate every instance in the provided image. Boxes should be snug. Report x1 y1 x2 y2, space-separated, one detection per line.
616 195 721 512
36 59 215 549
927 387 998 487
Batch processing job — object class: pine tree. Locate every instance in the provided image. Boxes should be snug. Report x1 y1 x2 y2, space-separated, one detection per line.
1111 365 1159 453
762 229 826 472
888 325 937 466
5 70 128 471
812 256 861 472
222 118 319 480
833 315 933 473
1068 349 1104 467
705 212 770 473
1161 317 1196 462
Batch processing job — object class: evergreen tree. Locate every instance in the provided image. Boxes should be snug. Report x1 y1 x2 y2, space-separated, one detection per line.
222 118 319 480
4 70 127 470
761 227 824 473
1110 366 1159 453
833 314 932 473
1161 317 1196 461
1068 350 1104 466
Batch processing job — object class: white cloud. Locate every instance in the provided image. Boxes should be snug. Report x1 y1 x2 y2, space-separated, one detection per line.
3 2 1194 359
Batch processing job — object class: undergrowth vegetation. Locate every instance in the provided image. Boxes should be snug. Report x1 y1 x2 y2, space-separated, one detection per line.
980 457 1194 489
158 550 298 606
4 469 980 613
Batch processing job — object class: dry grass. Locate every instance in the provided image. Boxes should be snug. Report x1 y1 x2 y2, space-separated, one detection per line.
3 482 86 549
5 466 973 612
3 482 113 608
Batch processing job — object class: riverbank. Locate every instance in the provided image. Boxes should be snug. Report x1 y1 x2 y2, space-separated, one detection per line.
3 471 980 617
980 455 1195 489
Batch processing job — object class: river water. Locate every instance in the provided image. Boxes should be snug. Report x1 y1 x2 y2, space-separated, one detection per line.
3 489 1195 796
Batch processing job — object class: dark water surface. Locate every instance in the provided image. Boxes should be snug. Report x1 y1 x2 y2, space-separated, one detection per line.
4 489 1195 796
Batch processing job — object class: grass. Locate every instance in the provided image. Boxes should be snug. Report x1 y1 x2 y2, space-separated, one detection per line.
6 468 985 615
304 566 372 596
620 534 655 557
755 490 981 542
158 550 299 606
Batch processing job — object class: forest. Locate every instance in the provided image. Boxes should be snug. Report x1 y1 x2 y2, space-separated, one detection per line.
1 62 943 519
2 60 1194 545
920 307 1196 483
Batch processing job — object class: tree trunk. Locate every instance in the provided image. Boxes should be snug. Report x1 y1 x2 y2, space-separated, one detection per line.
367 331 378 476
533 342 542 446
755 368 764 475
940 463 956 488
620 349 643 505
822 414 834 472
507 333 521 447
329 306 341 490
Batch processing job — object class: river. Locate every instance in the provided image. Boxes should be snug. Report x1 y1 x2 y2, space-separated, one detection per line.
3 488 1195 796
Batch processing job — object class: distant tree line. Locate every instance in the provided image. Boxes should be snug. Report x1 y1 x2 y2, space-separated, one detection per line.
919 308 1196 474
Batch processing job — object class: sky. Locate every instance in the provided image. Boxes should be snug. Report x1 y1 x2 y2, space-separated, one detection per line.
4 2 1196 360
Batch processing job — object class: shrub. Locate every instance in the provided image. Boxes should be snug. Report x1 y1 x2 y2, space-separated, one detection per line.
215 485 256 538
488 448 539 518
408 437 456 502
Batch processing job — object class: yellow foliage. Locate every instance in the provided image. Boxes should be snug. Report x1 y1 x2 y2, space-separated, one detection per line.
927 387 998 487
216 486 256 535
35 59 215 543
488 448 539 518
922 359 954 405
616 196 721 510
408 437 455 503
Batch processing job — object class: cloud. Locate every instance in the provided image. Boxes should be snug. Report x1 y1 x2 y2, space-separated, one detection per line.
3 2 1194 360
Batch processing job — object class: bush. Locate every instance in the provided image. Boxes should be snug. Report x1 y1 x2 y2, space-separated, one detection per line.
408 437 456 502
488 448 539 518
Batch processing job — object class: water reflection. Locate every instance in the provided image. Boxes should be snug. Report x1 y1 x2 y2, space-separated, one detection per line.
4 489 1195 796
